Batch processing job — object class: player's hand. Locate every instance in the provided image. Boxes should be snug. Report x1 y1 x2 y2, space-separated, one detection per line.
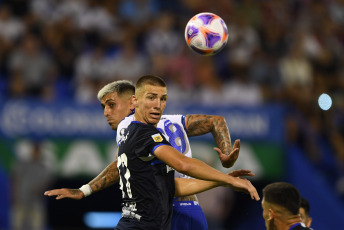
229 176 260 201
214 139 240 168
228 169 254 178
44 188 84 200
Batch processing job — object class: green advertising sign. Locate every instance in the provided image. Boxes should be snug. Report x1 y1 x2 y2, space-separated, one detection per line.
0 139 285 180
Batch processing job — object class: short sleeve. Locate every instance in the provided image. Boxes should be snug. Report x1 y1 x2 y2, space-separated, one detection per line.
160 114 187 132
116 115 134 145
134 125 171 157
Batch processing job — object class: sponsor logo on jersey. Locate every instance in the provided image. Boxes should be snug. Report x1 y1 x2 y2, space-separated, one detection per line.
180 202 192 206
152 133 163 142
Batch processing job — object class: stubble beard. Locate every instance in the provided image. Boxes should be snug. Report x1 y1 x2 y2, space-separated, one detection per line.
268 219 278 230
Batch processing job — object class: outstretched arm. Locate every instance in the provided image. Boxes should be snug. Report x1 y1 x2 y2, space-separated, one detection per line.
44 160 120 200
154 145 260 201
88 160 119 192
184 115 239 168
174 169 254 197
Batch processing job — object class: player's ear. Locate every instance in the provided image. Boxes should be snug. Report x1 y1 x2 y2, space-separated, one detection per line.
306 217 312 228
268 208 275 221
129 95 135 110
132 95 138 107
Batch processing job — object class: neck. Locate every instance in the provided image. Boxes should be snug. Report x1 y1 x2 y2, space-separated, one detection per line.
273 215 301 230
285 215 302 230
133 113 141 123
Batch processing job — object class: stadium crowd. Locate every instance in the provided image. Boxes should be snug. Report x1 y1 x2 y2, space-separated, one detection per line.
0 0 344 202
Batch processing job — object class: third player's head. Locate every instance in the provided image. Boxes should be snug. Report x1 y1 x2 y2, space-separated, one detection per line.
133 75 167 127
262 182 302 230
98 80 135 130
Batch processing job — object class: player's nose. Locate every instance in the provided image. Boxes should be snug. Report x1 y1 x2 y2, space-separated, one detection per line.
154 99 162 109
104 106 110 117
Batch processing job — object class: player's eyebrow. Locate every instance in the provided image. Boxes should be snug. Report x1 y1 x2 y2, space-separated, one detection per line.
104 98 115 103
146 92 168 97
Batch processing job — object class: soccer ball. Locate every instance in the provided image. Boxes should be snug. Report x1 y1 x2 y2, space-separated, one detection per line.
185 12 228 56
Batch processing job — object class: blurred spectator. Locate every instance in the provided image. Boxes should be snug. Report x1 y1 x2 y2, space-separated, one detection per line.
162 46 197 104
74 41 112 103
4 0 30 18
223 63 263 106
279 36 313 89
30 0 62 24
8 32 57 99
248 48 283 102
192 58 227 106
279 32 313 107
10 141 53 230
0 5 24 43
43 16 83 78
0 5 24 75
144 12 185 92
75 0 116 35
234 0 262 29
118 0 158 27
227 12 260 70
285 105 339 187
144 12 184 57
259 16 288 59
328 0 344 26
108 40 149 82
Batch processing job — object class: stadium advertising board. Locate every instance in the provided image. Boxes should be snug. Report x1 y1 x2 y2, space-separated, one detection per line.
0 100 284 142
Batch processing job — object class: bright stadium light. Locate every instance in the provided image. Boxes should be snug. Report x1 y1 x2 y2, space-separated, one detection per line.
84 212 122 229
318 93 332 111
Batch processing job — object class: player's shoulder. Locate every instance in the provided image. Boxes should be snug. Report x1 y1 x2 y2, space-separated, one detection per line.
127 121 160 134
117 114 135 144
161 114 184 119
118 121 159 146
117 114 134 130
161 114 185 123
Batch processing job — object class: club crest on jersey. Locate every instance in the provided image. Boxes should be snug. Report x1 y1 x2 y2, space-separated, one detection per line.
119 130 129 145
152 133 163 142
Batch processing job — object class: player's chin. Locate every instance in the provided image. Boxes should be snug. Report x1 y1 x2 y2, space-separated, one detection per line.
110 123 118 130
148 116 161 125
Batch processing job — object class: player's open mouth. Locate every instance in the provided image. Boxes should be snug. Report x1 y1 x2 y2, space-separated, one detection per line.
150 113 161 119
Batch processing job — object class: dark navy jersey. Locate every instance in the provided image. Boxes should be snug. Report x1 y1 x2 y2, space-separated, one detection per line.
116 121 175 230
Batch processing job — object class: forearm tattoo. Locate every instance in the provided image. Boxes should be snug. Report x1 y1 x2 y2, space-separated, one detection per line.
89 161 119 192
70 189 81 196
185 115 231 155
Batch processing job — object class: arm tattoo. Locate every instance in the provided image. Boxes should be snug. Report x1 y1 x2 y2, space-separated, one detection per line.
89 161 119 192
70 189 80 196
185 115 232 155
